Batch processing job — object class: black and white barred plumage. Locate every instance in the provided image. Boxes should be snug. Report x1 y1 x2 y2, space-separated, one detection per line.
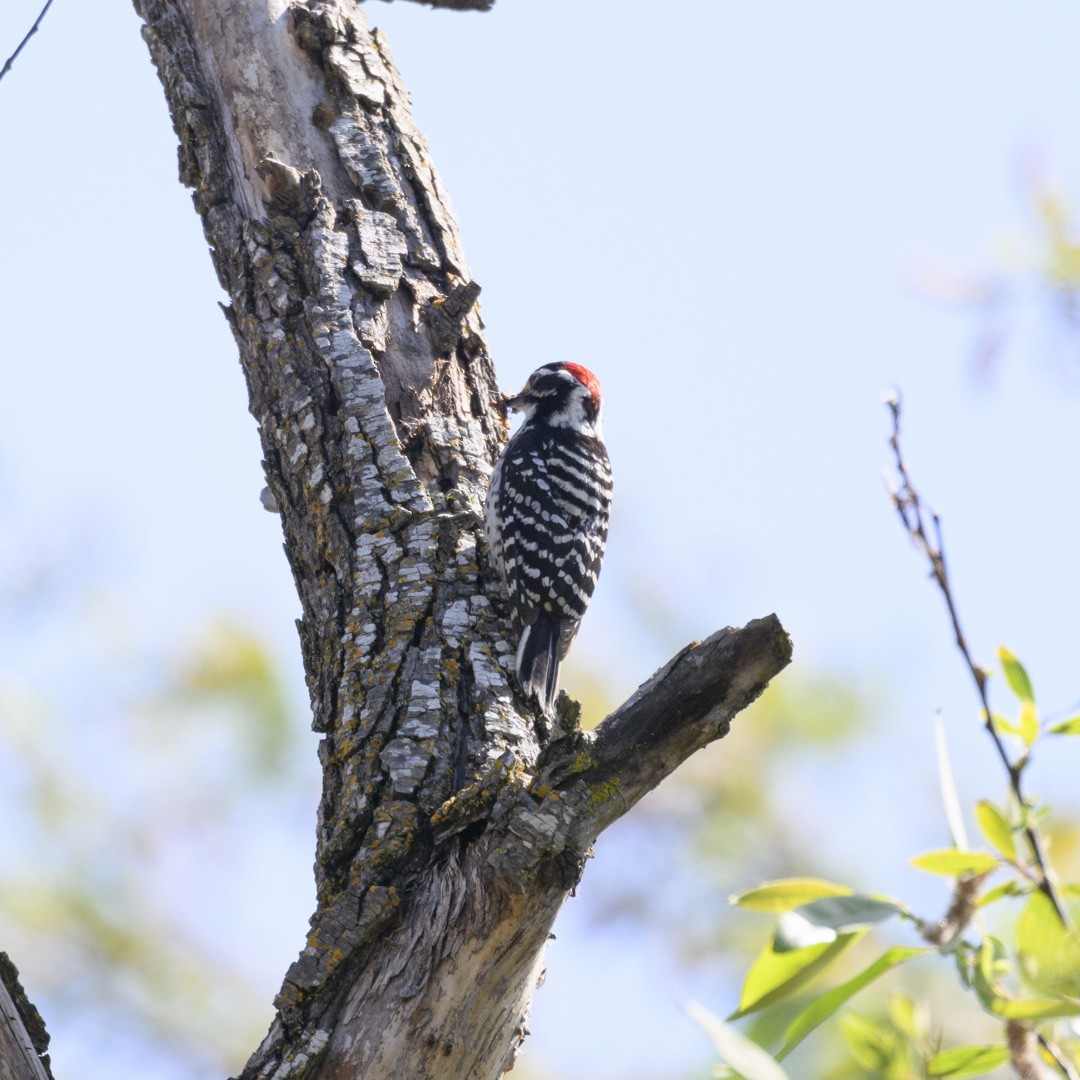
485 362 613 713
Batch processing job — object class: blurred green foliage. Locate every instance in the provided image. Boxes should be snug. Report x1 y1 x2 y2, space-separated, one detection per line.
917 172 1080 377
1036 186 1080 300
0 601 312 1076
168 619 293 778
693 650 1080 1080
566 661 877 973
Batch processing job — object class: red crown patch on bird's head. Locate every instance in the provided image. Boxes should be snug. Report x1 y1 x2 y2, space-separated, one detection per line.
561 363 602 411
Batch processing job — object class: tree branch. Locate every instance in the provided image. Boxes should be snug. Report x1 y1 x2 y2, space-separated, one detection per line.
0 0 54 85
1038 1032 1080 1080
0 953 51 1080
559 616 791 840
482 617 793 891
885 392 1070 928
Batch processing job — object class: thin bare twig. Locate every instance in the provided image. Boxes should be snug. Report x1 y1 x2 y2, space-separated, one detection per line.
1039 1032 1080 1080
884 392 1070 928
0 0 54 85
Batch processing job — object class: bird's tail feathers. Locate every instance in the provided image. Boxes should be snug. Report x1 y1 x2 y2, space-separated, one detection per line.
516 616 560 715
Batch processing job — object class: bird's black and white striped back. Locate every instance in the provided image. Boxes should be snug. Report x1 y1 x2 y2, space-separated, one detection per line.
485 362 612 713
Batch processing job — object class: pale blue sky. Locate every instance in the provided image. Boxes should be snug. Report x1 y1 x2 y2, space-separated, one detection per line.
2 1 1080 1078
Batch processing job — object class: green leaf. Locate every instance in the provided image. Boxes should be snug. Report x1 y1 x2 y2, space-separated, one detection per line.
1016 891 1080 997
990 713 1021 737
954 942 976 989
972 937 1008 1010
910 850 999 877
731 931 864 1018
974 801 1016 861
1048 716 1080 735
684 1000 790 1080
977 881 1028 908
795 895 906 933
927 1044 1010 1077
1017 701 1040 746
840 1013 895 1071
888 993 927 1042
730 879 853 913
991 997 1080 1019
775 947 929 1060
997 647 1035 702
935 717 969 850
984 935 1010 978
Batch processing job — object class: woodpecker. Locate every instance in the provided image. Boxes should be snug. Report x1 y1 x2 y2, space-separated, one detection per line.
485 362 612 714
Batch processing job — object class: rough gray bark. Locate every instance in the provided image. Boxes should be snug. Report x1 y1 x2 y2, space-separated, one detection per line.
62 2 796 1078
0 955 50 1080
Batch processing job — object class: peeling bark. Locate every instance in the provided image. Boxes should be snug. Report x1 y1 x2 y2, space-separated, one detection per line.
10 2 806 1078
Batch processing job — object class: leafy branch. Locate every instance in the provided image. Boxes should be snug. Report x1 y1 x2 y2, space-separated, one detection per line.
685 395 1080 1080
884 390 1070 929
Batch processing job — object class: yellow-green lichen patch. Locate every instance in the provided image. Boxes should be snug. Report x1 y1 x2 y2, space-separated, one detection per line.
275 980 303 1014
572 749 596 774
587 775 622 812
357 801 419 875
322 945 348 979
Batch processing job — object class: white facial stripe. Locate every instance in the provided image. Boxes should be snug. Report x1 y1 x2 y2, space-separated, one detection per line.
545 392 603 438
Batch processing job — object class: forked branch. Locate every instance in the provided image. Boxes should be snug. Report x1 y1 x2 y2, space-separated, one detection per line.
487 616 793 890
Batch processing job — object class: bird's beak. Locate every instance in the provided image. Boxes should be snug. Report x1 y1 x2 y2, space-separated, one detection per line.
502 389 529 413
